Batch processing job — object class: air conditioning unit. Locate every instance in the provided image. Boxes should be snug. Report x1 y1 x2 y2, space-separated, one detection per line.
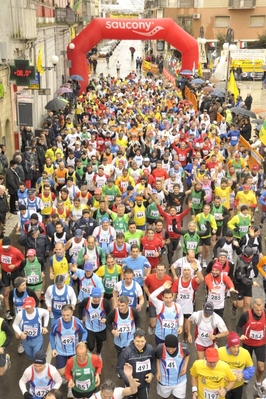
193 13 201 19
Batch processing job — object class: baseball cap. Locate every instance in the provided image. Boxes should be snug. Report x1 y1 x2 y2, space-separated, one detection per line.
227 331 240 348
55 274 65 284
205 348 219 362
2 236 11 247
252 165 259 171
23 297 36 309
26 249 36 257
91 287 102 298
28 189 35 195
127 185 134 191
74 229 83 238
243 247 254 257
203 301 214 316
30 213 39 220
101 217 110 223
152 189 157 194
84 261 94 271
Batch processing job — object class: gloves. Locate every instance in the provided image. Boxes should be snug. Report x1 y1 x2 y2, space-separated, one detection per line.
24 392 33 399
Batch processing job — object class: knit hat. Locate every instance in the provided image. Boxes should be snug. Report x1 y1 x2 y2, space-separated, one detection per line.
14 277 26 288
19 204 27 211
30 213 39 220
33 350 46 365
227 332 240 347
165 334 178 348
212 261 223 272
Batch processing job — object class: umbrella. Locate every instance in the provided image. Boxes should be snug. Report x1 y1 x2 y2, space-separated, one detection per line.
256 124 263 131
230 107 256 118
251 119 264 124
69 74 85 81
210 91 225 98
61 83 72 88
214 87 226 94
45 98 67 111
129 47 136 52
210 77 219 83
190 78 205 84
202 86 214 93
56 87 73 95
58 97 69 103
179 69 193 75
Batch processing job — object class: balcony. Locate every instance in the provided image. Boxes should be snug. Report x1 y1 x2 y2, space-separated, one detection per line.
228 0 256 9
55 8 76 25
11 5 37 40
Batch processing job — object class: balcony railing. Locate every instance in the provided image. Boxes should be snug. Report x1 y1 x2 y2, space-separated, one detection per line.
228 0 256 8
55 8 76 24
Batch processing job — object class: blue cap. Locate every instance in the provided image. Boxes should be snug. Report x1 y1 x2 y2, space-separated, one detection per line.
152 189 157 194
101 217 109 223
91 287 102 298
173 161 180 165
74 229 83 238
84 262 94 271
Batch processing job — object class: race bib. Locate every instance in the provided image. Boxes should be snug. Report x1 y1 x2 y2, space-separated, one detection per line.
24 326 38 337
54 300 65 310
34 387 49 398
136 359 151 373
117 323 131 333
90 311 100 320
179 293 191 300
150 210 159 217
239 226 248 233
128 239 138 245
99 236 109 244
76 379 91 391
249 330 263 340
81 285 92 294
214 213 221 220
44 202 50 208
165 359 176 369
1 255 11 264
133 269 143 278
192 198 200 205
145 250 156 257
168 225 173 232
187 241 197 249
204 388 218 399
162 319 176 329
105 279 115 289
27 275 39 284
210 294 221 301
107 195 114 201
61 335 75 345
135 212 145 218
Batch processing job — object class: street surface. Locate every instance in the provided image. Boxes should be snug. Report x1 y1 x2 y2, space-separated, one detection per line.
0 39 266 399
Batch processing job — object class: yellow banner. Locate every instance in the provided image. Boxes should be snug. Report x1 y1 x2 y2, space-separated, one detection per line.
109 14 138 18
231 59 264 72
143 60 151 70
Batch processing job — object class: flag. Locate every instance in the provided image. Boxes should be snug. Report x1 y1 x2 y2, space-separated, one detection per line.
208 42 216 48
71 27 75 40
240 41 247 49
209 59 213 69
198 62 203 77
36 45 44 75
73 0 81 12
227 70 239 100
259 119 266 145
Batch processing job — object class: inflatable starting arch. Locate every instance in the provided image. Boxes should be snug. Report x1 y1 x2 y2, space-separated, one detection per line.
68 18 199 91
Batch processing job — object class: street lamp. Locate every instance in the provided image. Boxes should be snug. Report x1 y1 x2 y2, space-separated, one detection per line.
223 28 237 99
42 55 59 71
198 26 207 76
60 42 75 56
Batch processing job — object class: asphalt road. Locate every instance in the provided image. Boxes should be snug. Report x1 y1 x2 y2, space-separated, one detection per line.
0 218 264 399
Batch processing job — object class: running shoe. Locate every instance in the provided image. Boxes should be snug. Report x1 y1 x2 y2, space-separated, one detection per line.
67 388 74 398
18 342 25 354
6 354 11 369
254 382 262 393
97 353 102 361
148 326 154 335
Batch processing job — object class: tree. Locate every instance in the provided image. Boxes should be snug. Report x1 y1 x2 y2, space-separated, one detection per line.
257 30 266 48
215 31 227 53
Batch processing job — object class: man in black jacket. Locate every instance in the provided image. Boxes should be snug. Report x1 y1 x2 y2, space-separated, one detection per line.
18 226 50 261
36 137 47 173
72 208 98 238
6 159 20 214
117 329 156 399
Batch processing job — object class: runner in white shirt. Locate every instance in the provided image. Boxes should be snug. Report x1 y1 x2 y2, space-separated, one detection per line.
89 363 139 399
171 250 202 280
187 301 229 359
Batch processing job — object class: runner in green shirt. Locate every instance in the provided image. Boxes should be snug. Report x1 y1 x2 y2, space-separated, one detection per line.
124 221 144 248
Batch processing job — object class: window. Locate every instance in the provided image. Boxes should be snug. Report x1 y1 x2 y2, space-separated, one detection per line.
250 15 265 27
215 16 230 28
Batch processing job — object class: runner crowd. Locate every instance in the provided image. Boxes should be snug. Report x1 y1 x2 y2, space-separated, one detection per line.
0 71 266 399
